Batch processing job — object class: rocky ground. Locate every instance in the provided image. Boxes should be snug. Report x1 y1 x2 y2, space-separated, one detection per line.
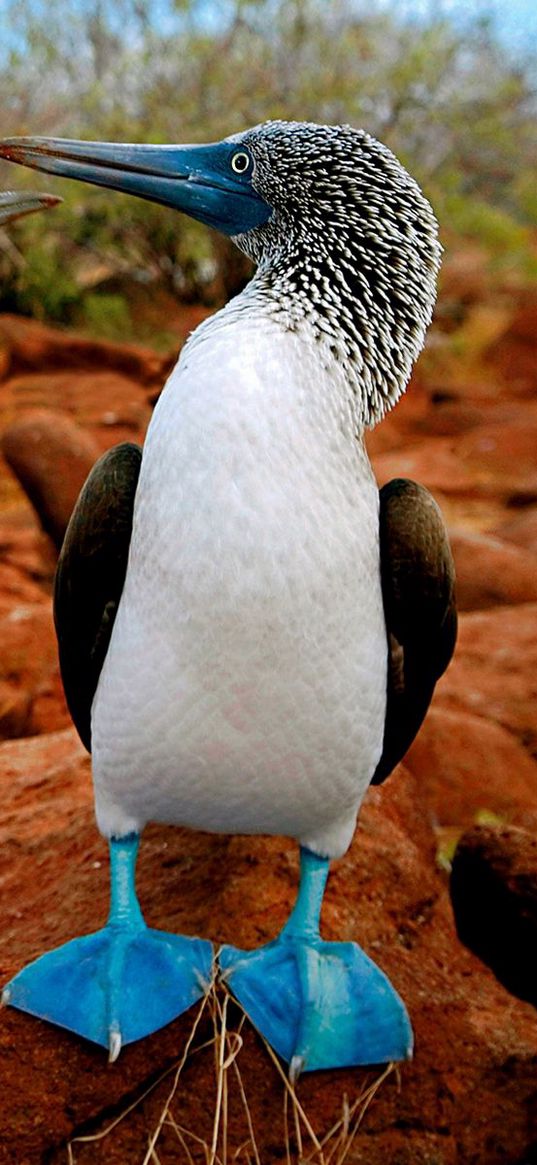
0 279 536 1164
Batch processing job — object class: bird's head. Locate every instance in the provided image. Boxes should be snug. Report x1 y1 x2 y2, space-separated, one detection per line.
0 122 440 424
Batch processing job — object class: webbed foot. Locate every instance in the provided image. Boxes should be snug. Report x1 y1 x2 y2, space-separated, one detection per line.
219 846 412 1074
219 933 412 1073
2 833 213 1055
3 924 213 1056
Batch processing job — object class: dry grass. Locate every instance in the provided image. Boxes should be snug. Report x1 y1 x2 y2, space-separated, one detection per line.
66 975 396 1165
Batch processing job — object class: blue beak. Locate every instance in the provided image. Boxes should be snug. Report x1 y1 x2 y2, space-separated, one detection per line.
0 190 61 225
0 136 271 237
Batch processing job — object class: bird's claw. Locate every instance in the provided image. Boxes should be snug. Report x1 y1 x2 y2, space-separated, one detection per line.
289 1054 305 1084
108 1024 122 1063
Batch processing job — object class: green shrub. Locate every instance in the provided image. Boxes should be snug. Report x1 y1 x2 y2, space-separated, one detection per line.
79 292 132 340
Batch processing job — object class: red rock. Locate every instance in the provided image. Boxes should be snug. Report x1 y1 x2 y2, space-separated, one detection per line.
435 603 537 756
365 411 406 456
0 680 31 738
0 596 68 740
1 411 101 549
492 506 537 555
450 527 537 610
373 415 537 505
27 670 71 736
451 824 537 1005
410 398 486 437
0 313 169 387
0 560 47 606
0 334 9 381
1 369 151 450
486 302 537 398
0 517 56 590
405 706 537 829
0 728 90 845
372 438 480 495
439 244 491 310
0 741 536 1164
365 370 436 457
455 417 537 500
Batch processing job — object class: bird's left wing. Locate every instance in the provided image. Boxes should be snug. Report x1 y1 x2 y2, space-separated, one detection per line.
54 442 142 752
372 477 457 785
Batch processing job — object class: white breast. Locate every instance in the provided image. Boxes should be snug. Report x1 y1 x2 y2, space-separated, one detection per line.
91 301 387 859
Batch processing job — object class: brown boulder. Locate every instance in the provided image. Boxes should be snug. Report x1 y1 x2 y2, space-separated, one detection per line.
1 411 100 549
405 705 537 830
1 368 151 449
486 301 537 398
0 560 48 606
435 603 537 757
451 824 537 1006
0 738 536 1164
0 595 68 740
0 680 31 738
450 528 537 610
0 313 169 387
373 414 537 508
372 438 480 496
492 506 537 556
0 518 56 587
409 398 487 437
455 417 537 501
0 334 9 381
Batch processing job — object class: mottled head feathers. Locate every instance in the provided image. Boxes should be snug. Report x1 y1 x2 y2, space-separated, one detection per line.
231 121 441 427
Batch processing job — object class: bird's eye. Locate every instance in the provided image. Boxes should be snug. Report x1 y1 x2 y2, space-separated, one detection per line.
231 151 251 175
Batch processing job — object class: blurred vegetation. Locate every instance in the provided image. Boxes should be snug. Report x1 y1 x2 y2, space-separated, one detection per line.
0 0 535 343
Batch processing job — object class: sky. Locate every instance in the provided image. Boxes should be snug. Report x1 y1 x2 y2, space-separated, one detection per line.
376 0 537 56
1 0 536 67
191 0 537 67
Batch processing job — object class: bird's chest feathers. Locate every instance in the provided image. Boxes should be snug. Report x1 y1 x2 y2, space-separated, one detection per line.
128 311 381 628
94 310 387 839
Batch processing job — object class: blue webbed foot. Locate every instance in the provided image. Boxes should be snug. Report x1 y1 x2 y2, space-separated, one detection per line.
219 933 412 1074
2 835 213 1058
3 925 213 1058
219 847 412 1075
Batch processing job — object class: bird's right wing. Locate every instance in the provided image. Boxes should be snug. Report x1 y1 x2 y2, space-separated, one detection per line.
372 477 457 785
54 442 142 752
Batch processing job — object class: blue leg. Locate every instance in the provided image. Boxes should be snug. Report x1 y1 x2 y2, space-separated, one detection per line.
219 847 412 1077
2 834 213 1058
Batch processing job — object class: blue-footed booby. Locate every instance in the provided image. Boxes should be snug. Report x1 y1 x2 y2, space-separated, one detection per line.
0 123 456 1075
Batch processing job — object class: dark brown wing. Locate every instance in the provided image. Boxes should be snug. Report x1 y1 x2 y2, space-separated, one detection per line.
372 478 457 785
54 443 142 752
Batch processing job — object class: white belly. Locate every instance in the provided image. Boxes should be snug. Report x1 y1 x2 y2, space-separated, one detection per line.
91 307 387 859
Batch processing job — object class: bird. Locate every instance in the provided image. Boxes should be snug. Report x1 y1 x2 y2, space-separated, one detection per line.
0 123 456 1075
0 189 61 225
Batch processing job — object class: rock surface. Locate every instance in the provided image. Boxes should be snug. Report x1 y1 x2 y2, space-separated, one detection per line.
0 313 169 387
492 505 537 554
1 411 101 548
405 705 537 830
449 528 537 610
1 737 536 1165
0 593 69 741
435 603 537 757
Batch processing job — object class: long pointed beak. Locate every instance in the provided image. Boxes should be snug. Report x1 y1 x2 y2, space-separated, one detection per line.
0 190 62 225
0 136 271 236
